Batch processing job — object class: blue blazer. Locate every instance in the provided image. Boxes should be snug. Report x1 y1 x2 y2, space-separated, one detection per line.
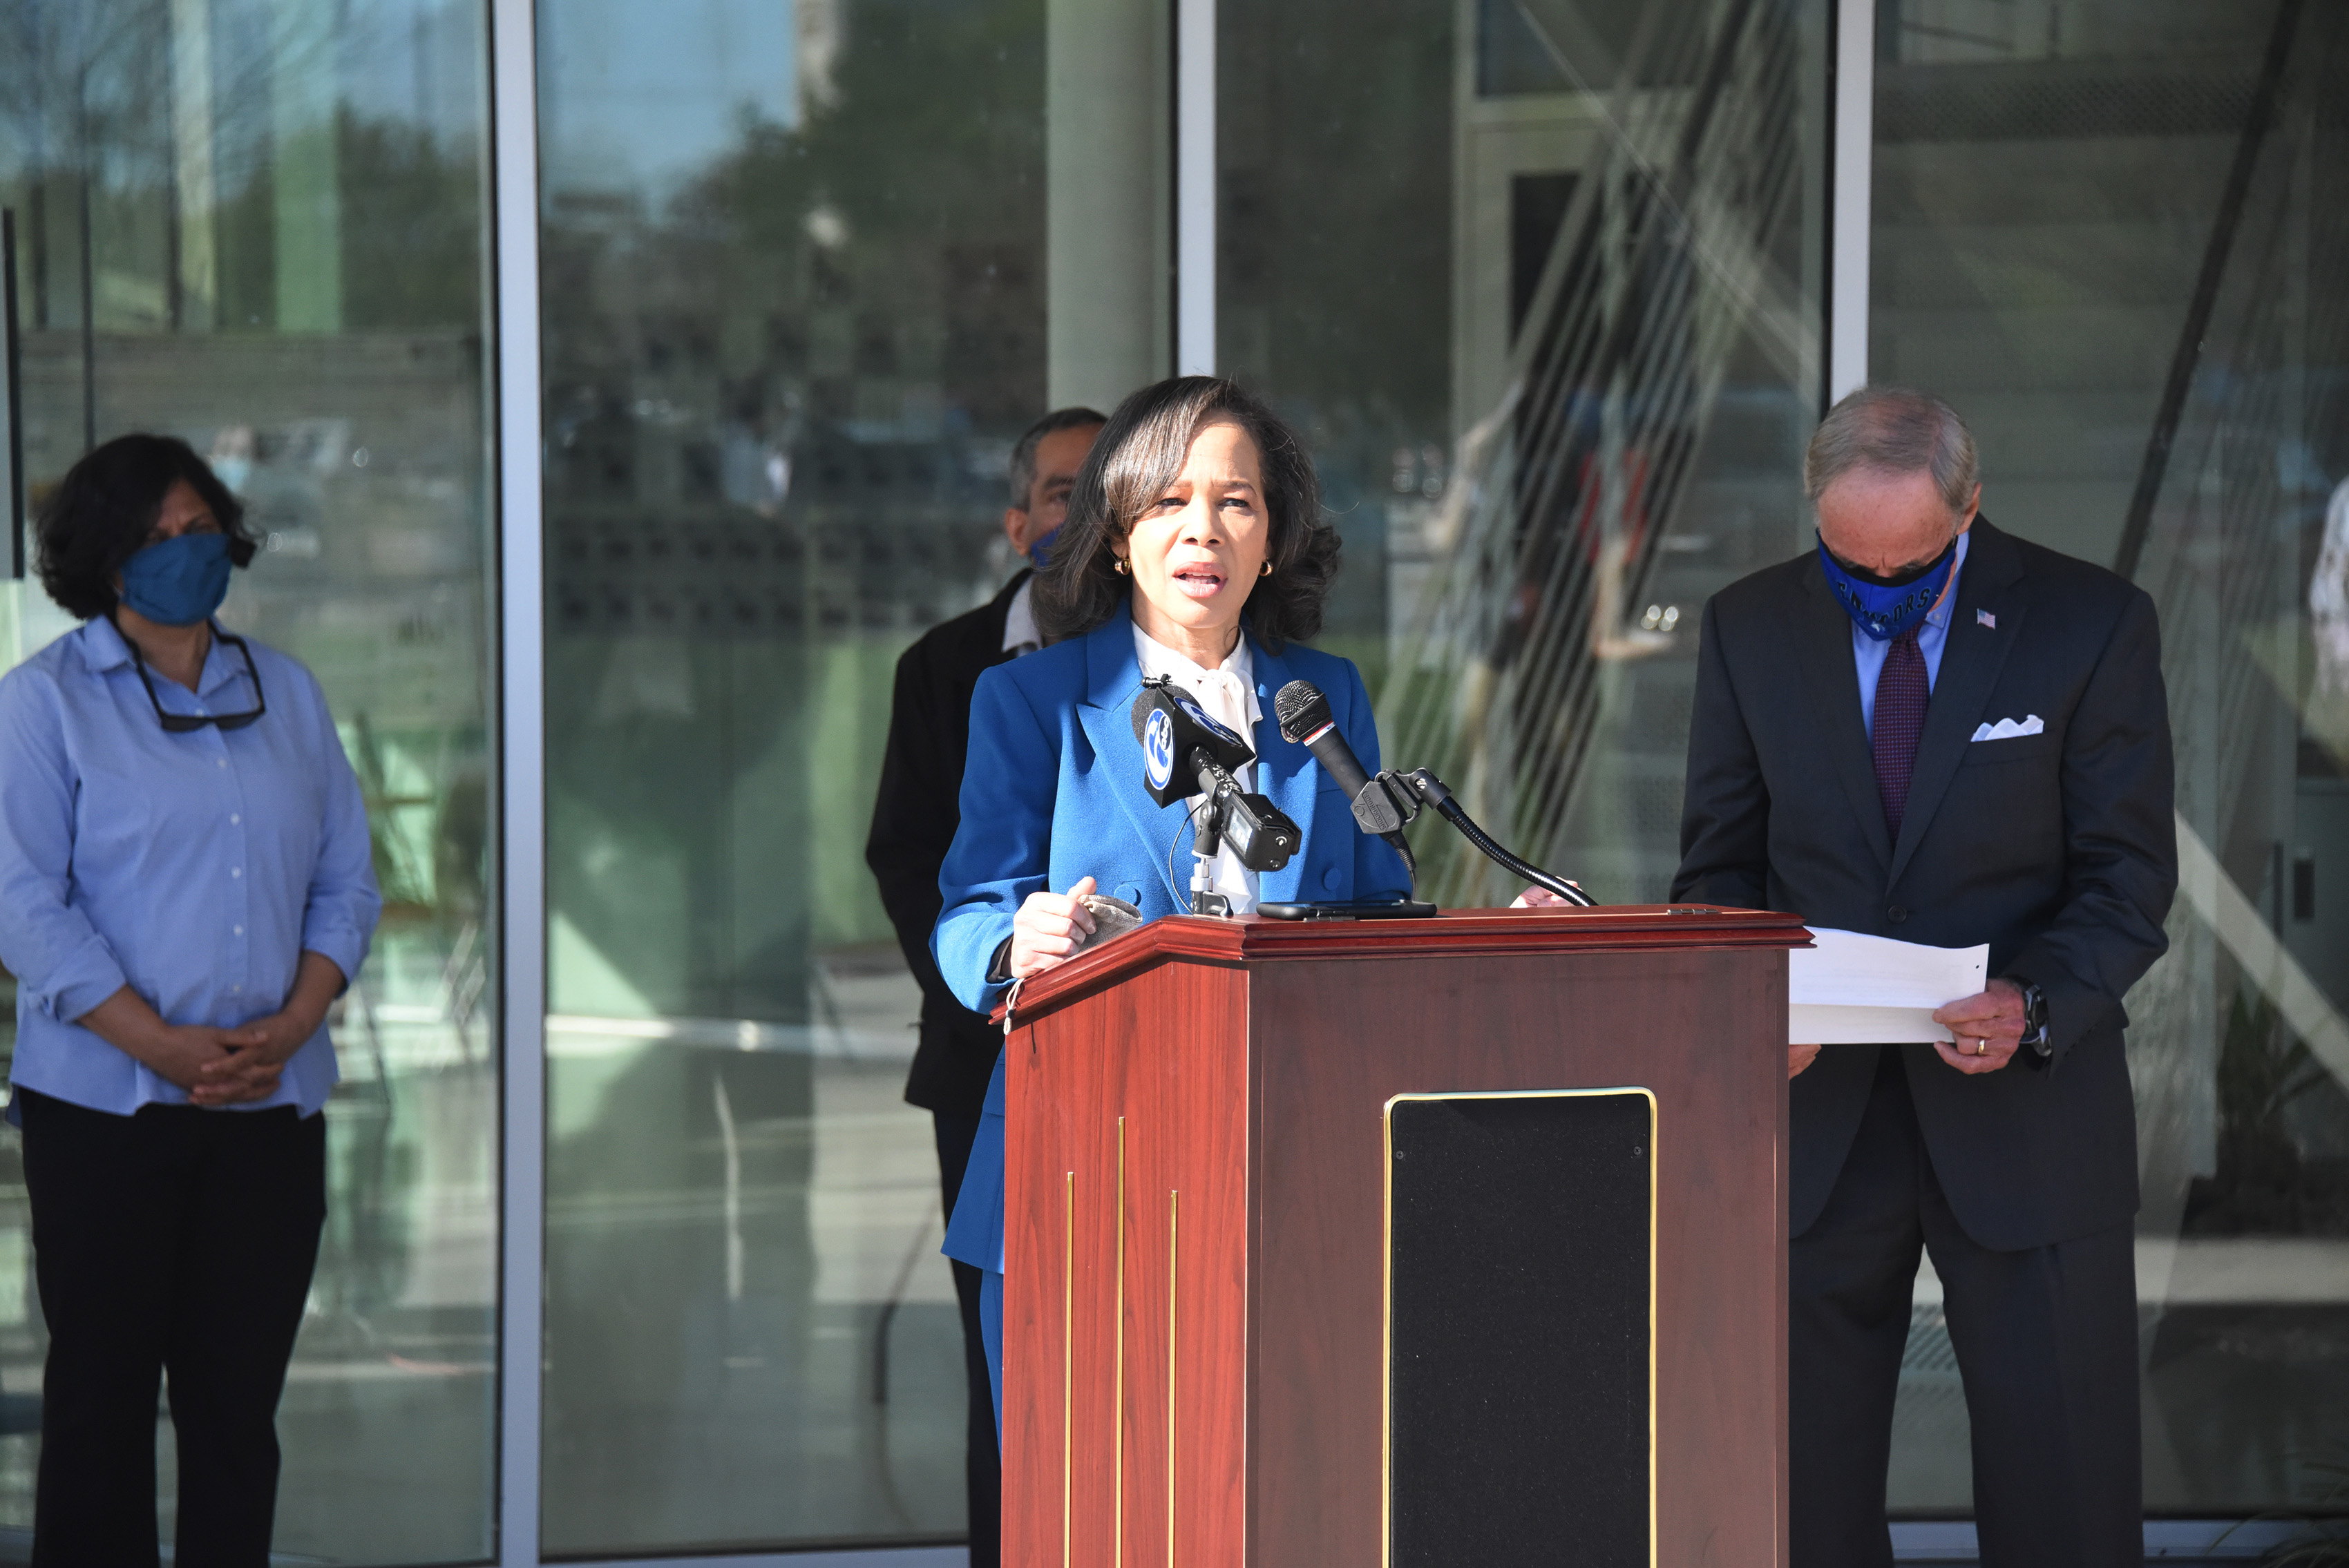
935 609 1410 1277
933 609 1411 1017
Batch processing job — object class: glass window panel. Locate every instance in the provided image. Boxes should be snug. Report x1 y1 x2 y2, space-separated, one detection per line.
0 0 498 1560
1872 0 2349 1524
1223 0 1828 908
536 0 1066 1551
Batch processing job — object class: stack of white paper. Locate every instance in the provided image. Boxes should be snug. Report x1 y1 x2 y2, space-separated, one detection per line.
1788 928 1989 1044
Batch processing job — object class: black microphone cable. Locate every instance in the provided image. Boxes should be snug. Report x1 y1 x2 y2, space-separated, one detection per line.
1392 768 1594 907
1275 680 1588 906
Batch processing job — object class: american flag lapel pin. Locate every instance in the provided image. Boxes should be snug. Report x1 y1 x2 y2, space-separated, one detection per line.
1976 609 1997 629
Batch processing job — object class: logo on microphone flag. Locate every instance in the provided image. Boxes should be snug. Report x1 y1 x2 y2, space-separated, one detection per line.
1143 707 1176 792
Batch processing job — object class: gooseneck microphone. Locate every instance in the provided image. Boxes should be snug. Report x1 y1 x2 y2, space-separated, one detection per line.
1273 682 1410 842
1273 678 1594 908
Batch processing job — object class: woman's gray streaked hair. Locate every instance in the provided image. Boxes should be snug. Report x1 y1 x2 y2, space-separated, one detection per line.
1804 385 1979 515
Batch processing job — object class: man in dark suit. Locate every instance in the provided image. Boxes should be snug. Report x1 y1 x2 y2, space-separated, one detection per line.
1672 387 2176 1567
865 405 1102 1567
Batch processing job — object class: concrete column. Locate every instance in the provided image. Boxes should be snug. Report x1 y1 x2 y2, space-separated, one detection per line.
1047 0 1170 412
270 0 341 333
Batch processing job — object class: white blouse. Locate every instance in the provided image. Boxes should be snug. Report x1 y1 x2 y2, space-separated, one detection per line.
1131 622 1262 914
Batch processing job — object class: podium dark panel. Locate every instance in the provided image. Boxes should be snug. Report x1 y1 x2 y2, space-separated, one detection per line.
1385 1091 1654 1568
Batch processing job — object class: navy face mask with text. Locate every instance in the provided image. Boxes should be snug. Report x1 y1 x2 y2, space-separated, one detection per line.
1815 530 1957 641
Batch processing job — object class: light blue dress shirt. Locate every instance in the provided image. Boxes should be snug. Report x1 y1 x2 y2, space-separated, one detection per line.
0 618 381 1118
1853 528 1970 740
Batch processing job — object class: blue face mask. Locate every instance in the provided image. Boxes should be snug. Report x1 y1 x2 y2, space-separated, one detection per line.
119 533 235 627
1028 526 1060 568
1816 531 1956 641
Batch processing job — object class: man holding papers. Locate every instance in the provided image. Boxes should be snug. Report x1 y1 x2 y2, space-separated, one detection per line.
1673 388 2178 1567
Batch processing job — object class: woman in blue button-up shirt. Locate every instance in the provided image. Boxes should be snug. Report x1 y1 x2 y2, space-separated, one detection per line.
0 434 381 1565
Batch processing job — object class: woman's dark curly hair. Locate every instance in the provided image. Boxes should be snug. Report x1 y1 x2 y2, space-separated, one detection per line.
1032 376 1339 651
36 434 256 620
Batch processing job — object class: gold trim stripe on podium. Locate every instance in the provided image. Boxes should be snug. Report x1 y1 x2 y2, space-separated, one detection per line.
1062 1169 1074 1568
1166 1187 1179 1568
1380 1087 1662 1568
1114 1116 1126 1567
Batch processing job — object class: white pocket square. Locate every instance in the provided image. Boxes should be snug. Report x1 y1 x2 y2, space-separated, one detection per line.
1970 714 2044 742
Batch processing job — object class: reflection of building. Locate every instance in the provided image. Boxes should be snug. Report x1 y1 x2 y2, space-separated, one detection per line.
0 0 2345 1562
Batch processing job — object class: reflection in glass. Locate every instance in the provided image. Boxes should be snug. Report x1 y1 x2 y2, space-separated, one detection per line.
536 0 1045 1551
1871 0 2349 1524
0 0 497 1560
1224 0 1827 908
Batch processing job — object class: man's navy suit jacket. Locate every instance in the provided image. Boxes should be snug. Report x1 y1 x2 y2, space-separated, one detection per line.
1673 516 2178 1252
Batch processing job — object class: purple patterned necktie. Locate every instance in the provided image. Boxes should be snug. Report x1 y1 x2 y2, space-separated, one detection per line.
1872 629 1929 840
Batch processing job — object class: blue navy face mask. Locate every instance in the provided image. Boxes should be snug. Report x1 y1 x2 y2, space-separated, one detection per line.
1027 526 1060 568
1816 530 1957 641
119 533 235 627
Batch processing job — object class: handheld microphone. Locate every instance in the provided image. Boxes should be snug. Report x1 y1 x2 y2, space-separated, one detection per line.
1130 679 1257 807
1273 680 1404 836
1130 679 1299 874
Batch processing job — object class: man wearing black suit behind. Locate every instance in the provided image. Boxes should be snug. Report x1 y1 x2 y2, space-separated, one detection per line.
1674 388 2176 1567
866 406 1103 1566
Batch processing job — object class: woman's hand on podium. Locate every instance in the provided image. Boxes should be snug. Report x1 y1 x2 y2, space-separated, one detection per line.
1011 876 1099 979
1509 883 1583 908
1789 1044 1821 1079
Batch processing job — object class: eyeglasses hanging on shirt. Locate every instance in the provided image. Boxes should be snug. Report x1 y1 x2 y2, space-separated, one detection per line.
121 622 268 734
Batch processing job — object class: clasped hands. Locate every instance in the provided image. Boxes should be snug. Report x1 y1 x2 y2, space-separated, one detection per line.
80 950 348 1106
1788 977 2029 1080
140 1004 323 1106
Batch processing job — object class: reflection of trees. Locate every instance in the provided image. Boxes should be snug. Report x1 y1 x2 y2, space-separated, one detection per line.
541 0 1050 1019
0 0 479 335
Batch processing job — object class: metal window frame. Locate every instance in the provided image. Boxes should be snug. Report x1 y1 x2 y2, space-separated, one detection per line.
1827 0 1872 403
1175 0 1216 376
488 1 546 1561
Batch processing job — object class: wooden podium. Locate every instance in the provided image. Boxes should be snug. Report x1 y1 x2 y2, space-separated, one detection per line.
996 904 1808 1567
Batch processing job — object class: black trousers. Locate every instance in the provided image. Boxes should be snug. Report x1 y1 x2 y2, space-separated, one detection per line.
19 1087 326 1568
934 1111 1002 1568
1790 1049 2140 1568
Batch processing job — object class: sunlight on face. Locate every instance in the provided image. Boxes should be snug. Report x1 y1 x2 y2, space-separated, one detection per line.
1120 419 1270 662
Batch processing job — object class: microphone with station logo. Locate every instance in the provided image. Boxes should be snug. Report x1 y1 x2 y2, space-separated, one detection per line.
1130 678 1300 913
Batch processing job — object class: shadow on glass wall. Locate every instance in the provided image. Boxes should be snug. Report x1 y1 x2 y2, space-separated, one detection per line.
0 0 497 1560
1870 0 2349 1531
537 0 1049 1551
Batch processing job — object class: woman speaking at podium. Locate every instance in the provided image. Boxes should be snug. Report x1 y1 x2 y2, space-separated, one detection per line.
931 376 1410 1425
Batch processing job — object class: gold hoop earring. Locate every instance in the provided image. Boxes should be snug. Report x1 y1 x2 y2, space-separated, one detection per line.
1259 560 1272 577
1113 556 1129 575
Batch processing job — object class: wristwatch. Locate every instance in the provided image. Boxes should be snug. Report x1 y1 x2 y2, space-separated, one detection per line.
2012 977 2051 1058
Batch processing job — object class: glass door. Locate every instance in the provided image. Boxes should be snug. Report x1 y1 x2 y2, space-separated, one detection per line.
0 1 500 1558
